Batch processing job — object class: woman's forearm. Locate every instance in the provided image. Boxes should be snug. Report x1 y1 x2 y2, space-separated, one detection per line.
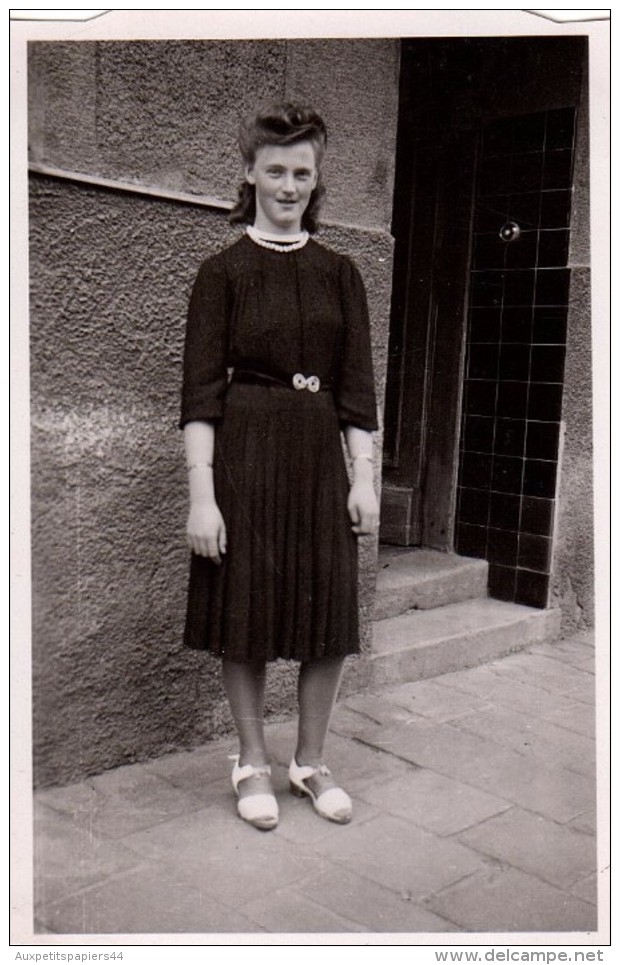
184 420 217 505
344 425 374 485
344 425 379 534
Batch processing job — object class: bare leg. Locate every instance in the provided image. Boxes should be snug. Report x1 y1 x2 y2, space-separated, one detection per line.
295 655 345 766
222 659 272 799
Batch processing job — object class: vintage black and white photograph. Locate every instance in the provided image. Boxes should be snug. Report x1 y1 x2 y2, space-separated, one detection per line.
11 8 610 947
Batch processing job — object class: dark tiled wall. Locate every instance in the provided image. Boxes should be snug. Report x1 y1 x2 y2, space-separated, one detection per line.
456 109 575 608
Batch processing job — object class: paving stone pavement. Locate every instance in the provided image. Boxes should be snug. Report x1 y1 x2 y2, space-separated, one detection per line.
33 631 603 938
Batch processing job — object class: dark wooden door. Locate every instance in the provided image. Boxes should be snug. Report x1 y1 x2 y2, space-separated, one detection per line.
381 42 477 548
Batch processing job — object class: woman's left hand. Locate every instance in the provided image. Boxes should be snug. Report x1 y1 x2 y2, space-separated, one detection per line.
348 480 380 536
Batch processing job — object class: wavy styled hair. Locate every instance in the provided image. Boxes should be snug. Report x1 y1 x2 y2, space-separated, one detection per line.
229 102 327 234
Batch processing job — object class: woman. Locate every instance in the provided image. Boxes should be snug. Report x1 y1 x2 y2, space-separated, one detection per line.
181 102 379 831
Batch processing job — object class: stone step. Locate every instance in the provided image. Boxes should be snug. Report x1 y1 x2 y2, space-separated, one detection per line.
347 598 561 693
374 547 489 620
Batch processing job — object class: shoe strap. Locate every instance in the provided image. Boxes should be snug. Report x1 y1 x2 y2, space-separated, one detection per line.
238 763 272 780
295 762 332 781
230 755 272 791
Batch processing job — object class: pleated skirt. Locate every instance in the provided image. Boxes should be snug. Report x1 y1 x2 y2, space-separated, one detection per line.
184 382 360 661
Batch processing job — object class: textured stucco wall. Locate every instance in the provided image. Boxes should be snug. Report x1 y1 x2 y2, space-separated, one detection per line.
550 69 595 632
28 38 398 231
551 266 594 631
28 37 397 787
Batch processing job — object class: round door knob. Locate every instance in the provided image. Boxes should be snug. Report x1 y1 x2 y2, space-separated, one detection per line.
499 221 521 243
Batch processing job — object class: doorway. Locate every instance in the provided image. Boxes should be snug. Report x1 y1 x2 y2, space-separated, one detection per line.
381 37 587 608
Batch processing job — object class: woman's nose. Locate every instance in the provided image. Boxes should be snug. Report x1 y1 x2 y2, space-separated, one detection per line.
282 173 296 194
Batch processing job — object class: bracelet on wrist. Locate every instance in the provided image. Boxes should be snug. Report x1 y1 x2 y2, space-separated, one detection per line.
352 454 373 463
187 461 213 472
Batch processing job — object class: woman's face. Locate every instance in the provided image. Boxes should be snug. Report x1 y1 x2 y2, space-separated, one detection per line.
246 140 319 235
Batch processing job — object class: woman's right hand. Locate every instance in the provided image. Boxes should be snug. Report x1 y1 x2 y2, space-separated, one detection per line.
186 501 227 564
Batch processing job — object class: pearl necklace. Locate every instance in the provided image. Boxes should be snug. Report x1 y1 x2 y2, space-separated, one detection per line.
246 225 309 253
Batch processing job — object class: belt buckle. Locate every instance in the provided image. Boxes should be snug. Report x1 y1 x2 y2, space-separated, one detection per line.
292 372 321 393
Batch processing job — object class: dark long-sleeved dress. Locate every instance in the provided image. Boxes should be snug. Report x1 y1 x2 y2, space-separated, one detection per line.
180 233 378 662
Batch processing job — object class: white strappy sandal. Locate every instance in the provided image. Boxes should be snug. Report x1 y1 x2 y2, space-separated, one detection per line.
289 758 353 824
230 755 279 830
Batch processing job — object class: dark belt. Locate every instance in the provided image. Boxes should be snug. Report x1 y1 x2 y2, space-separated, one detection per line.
232 369 331 393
